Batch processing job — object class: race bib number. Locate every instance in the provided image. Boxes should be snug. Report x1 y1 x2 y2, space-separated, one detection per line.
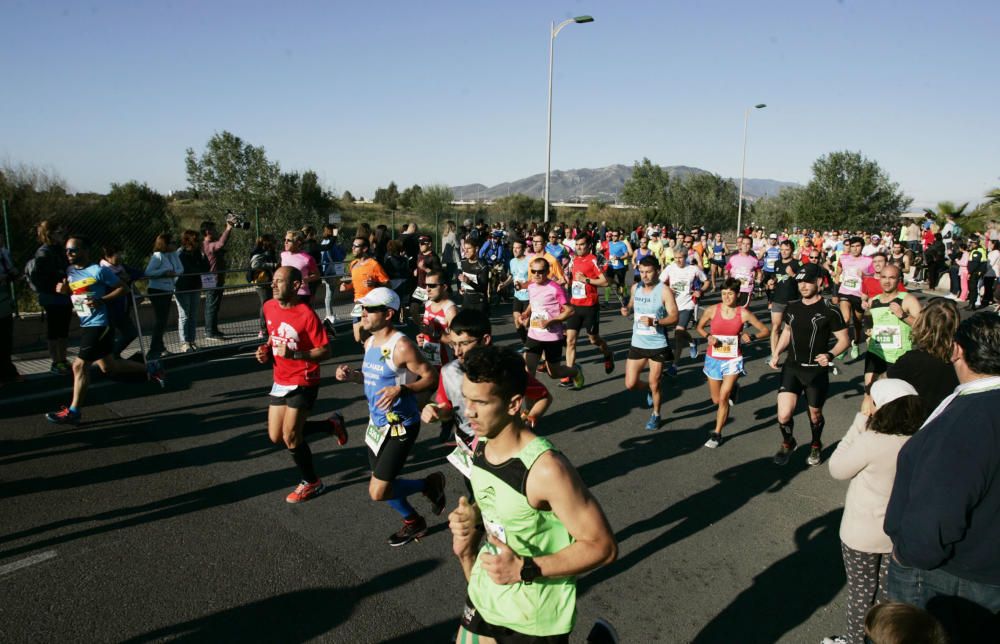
412 286 429 302
463 272 478 285
635 316 658 335
200 273 217 289
365 421 390 456
733 269 752 290
70 294 94 319
529 310 549 329
571 280 587 299
447 441 474 479
332 262 346 277
765 258 777 271
419 340 442 366
873 324 902 349
671 280 688 296
713 334 739 358
351 303 363 317
714 252 723 261
843 277 860 290
269 383 297 397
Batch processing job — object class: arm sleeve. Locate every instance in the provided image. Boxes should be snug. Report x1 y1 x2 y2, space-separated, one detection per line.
434 373 452 407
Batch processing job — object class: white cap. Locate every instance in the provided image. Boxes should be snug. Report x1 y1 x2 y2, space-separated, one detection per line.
769 233 778 239
871 378 918 410
358 287 400 310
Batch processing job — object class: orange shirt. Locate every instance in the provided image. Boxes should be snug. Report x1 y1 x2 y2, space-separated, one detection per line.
348 257 389 300
528 251 565 284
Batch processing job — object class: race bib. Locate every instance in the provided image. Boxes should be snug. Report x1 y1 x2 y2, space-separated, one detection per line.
447 441 474 479
365 421 390 455
635 316 658 335
419 340 442 366
765 258 777 271
529 310 549 329
412 286 429 302
70 294 94 319
463 272 478 285
350 303 363 317
873 324 902 349
843 277 860 290
571 280 587 299
483 518 508 545
671 280 688 296
269 383 297 397
200 273 217 289
733 269 752 289
714 252 723 261
332 262 346 277
713 334 739 358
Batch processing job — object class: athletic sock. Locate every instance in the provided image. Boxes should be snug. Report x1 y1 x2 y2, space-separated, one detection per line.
779 421 794 444
517 326 528 344
387 497 418 518
69 405 79 414
810 418 825 446
390 477 426 498
289 444 318 483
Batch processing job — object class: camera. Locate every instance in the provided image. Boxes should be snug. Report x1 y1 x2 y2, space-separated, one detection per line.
226 210 251 230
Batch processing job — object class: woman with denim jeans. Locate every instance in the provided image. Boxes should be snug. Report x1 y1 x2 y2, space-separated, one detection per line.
249 235 279 338
175 230 206 352
144 233 182 359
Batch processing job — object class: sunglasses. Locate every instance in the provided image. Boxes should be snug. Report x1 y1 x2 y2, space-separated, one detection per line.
425 283 441 288
65 248 79 254
284 239 296 243
362 305 388 313
530 269 548 274
352 244 364 249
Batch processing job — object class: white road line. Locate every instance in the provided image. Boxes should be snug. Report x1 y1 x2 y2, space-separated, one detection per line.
0 550 58 576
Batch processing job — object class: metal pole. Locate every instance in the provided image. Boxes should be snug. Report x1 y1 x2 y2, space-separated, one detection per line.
737 107 750 236
544 21 555 224
1 200 16 316
254 206 260 239
130 282 149 367
435 211 440 253
391 211 396 239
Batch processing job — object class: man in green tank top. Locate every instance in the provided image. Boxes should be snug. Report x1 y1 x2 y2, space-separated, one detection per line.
862 263 922 413
448 345 618 643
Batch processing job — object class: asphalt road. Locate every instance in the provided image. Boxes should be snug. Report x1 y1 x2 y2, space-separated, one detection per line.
2 289 903 643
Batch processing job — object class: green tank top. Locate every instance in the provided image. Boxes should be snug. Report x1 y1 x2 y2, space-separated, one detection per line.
468 436 576 636
869 293 911 363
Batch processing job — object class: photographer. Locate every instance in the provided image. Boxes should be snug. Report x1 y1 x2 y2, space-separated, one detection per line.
201 217 234 340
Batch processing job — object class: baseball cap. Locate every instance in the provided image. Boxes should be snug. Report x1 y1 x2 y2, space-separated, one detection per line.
870 378 918 410
491 230 503 238
795 263 822 282
418 234 432 242
650 230 661 236
358 287 400 310
769 233 778 240
871 234 881 240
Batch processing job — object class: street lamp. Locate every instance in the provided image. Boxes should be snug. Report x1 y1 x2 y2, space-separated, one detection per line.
544 14 594 223
736 103 767 236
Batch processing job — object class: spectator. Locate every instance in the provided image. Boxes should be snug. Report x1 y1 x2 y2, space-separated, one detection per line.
885 297 960 419
280 230 320 307
301 225 322 301
144 233 182 359
441 220 459 287
0 232 20 385
318 224 346 322
884 312 1000 643
175 229 207 353
249 234 279 338
372 224 389 264
985 240 1000 311
399 222 419 260
924 233 946 291
31 220 72 374
827 379 923 644
341 236 389 344
200 218 233 340
99 244 139 358
863 602 948 644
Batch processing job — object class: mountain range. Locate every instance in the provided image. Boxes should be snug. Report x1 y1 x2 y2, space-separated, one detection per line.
451 164 800 203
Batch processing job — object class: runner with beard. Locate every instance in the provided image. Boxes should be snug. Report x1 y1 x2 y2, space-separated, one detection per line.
460 237 491 315
765 239 801 357
661 246 708 362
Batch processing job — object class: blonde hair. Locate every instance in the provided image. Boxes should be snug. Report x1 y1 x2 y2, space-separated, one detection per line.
910 298 960 362
285 230 305 245
865 602 948 644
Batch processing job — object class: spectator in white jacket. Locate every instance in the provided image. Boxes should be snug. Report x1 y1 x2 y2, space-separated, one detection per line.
144 233 183 359
826 379 924 644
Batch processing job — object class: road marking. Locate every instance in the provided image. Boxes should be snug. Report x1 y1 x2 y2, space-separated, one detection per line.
0 550 57 576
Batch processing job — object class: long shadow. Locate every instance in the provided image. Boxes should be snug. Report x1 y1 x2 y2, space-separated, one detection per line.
690 509 845 643
574 425 704 488
119 559 442 643
579 455 808 594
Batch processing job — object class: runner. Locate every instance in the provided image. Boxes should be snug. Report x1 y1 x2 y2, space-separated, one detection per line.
504 238 531 346
606 230 632 305
341 236 389 344
459 236 491 315
696 277 769 448
255 266 348 503
765 239 801 356
416 269 458 441
517 258 584 388
709 232 728 292
621 255 679 431
334 287 446 546
45 235 163 426
447 344 617 644
527 233 566 286
760 233 782 304
725 236 760 307
769 263 851 466
661 247 707 361
833 236 874 359
861 263 922 411
563 234 615 387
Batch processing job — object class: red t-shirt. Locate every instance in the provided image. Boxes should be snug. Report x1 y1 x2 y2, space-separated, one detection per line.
568 253 604 306
434 371 550 407
263 299 328 386
862 276 907 298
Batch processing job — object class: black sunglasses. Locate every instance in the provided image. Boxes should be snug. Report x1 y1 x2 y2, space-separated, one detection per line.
425 283 441 288
362 305 388 313
65 248 79 254
530 269 548 274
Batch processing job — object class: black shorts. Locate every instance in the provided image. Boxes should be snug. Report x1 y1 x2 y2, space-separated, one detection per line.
78 326 114 362
268 385 319 410
864 352 890 376
565 304 599 335
627 345 673 363
462 292 490 315
525 337 563 364
461 595 569 644
735 291 752 307
369 421 421 481
837 292 863 314
610 267 627 285
778 364 830 408
45 304 72 341
513 299 529 315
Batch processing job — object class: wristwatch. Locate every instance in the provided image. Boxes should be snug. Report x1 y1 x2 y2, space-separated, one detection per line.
520 556 541 584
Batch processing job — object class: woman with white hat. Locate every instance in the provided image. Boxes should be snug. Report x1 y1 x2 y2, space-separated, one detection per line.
823 379 924 644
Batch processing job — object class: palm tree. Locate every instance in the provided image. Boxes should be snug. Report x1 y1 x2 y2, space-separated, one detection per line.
923 200 969 226
985 188 1000 207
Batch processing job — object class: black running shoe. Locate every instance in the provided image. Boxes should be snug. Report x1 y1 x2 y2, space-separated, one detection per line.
773 440 797 466
586 618 620 644
423 471 447 515
388 515 428 547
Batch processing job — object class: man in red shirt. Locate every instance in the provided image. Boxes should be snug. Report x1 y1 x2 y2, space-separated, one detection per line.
861 253 907 300
255 266 348 504
563 234 616 387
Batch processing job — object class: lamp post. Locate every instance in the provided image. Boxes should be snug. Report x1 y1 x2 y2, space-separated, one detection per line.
736 103 766 236
544 15 594 223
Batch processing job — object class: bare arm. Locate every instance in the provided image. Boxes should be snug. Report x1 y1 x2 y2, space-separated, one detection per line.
741 308 770 341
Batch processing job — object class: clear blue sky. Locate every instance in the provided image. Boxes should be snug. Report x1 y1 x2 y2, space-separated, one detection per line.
1 0 997 209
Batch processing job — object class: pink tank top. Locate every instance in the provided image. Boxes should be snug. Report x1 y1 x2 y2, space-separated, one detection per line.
708 305 744 360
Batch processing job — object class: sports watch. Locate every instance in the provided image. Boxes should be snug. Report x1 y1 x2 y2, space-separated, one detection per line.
520 556 541 584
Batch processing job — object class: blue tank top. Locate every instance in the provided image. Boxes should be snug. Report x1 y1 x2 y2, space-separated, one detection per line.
631 283 668 349
713 242 725 261
763 246 781 272
362 332 419 426
633 248 651 273
509 256 530 301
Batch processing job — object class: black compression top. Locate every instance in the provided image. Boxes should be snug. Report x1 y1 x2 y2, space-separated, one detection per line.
783 298 845 364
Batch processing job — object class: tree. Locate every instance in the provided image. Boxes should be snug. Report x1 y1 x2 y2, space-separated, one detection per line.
299 170 337 214
373 181 400 210
923 200 969 226
184 131 282 211
493 193 544 220
399 184 423 210
341 190 356 204
664 173 739 232
413 184 454 217
620 158 671 220
797 151 911 231
751 186 805 232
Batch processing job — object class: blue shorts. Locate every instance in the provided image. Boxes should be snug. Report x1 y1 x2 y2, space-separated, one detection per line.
703 355 744 380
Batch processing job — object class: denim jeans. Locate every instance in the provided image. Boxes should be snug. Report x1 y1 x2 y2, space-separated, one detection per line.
204 286 223 335
146 288 173 357
887 558 1000 643
322 278 336 319
255 286 271 333
174 291 200 343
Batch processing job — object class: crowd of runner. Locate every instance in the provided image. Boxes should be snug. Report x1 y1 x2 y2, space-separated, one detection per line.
14 214 1000 644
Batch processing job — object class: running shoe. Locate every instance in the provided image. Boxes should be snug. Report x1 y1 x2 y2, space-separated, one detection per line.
46 406 81 426
536 361 547 373
773 440 797 466
558 377 573 388
604 353 615 374
572 366 585 390
807 443 823 466
388 515 428 547
831 365 839 376
585 618 620 644
849 342 859 359
423 471 447 515
689 343 698 360
327 412 348 446
704 432 722 449
645 413 660 431
666 362 678 377
147 360 167 388
50 361 69 376
821 636 848 644
286 479 324 503
645 392 653 408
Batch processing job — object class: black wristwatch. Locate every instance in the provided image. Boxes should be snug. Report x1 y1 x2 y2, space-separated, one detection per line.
520 556 541 584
